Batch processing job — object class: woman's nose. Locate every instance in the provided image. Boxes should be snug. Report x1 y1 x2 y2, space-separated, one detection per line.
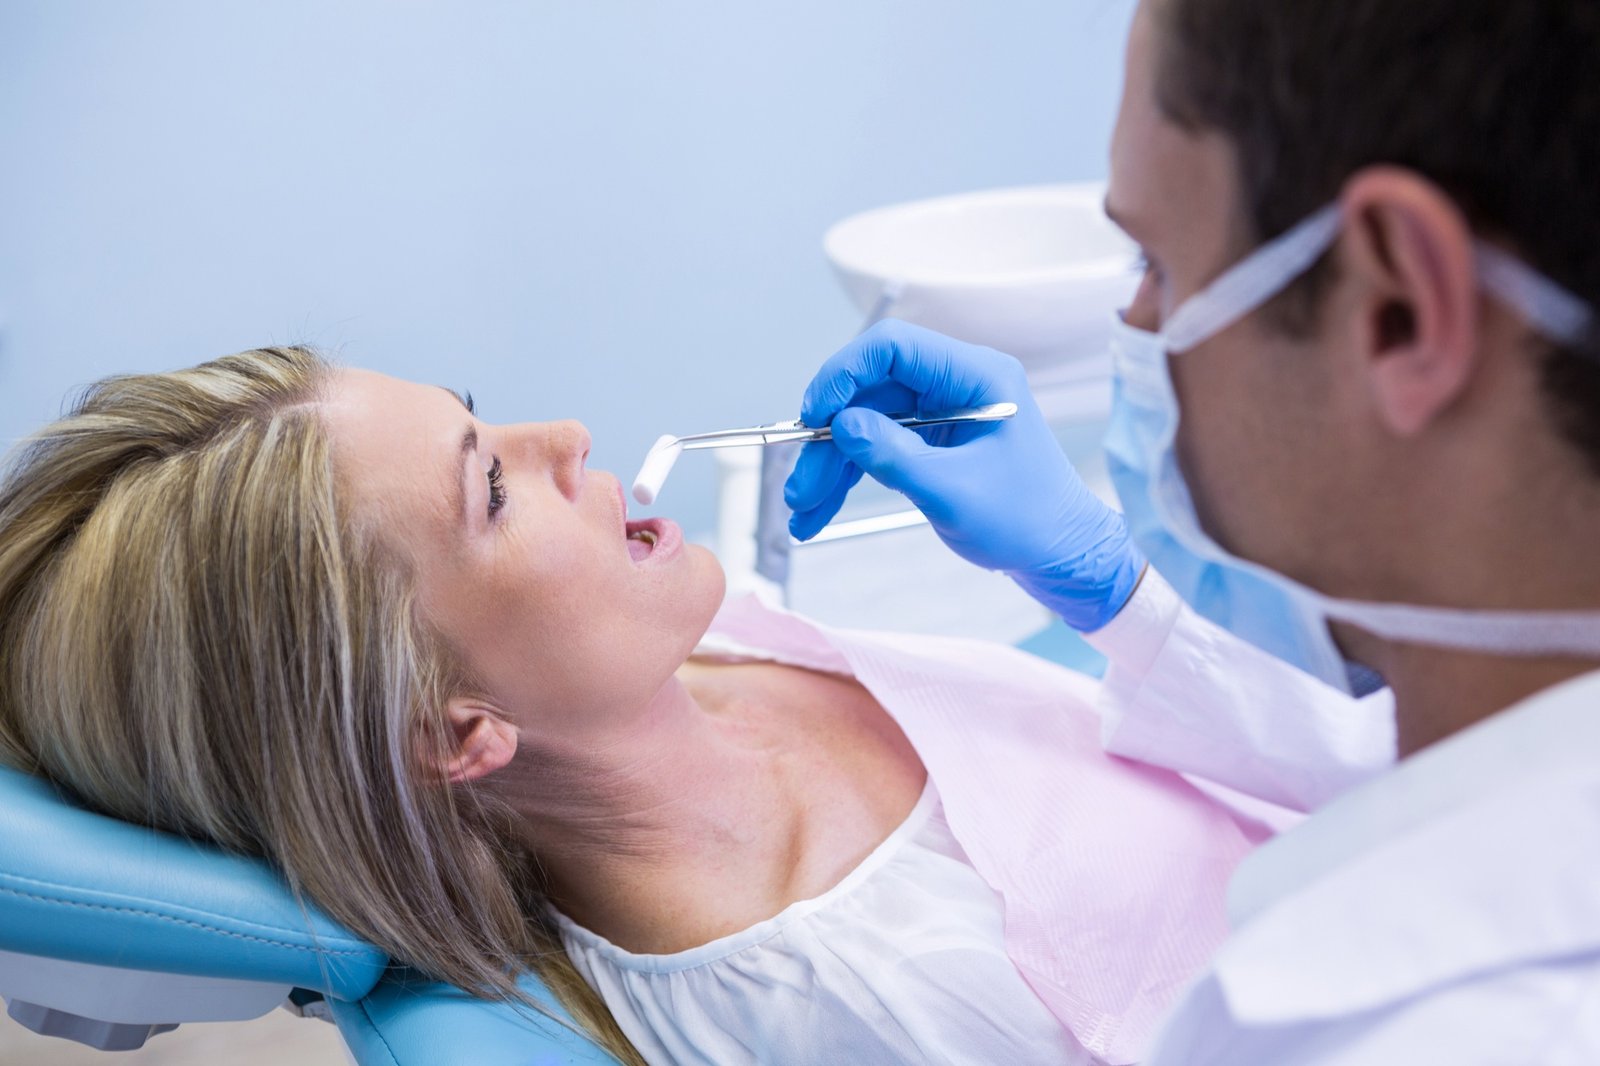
546 420 591 500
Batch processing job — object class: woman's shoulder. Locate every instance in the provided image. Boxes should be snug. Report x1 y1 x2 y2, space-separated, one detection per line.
553 786 1093 1063
551 779 943 974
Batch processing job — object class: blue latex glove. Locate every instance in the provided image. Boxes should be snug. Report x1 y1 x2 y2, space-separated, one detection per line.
784 320 1146 632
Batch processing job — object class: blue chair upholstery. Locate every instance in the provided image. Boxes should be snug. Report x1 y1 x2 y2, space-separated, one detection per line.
0 764 621 1064
333 969 622 1066
0 765 384 996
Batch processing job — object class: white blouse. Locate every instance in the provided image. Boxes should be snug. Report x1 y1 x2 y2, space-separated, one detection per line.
552 779 1094 1065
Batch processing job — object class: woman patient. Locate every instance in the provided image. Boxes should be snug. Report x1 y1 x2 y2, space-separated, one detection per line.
0 347 1254 1066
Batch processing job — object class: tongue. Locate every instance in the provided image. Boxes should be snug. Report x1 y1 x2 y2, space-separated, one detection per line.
627 535 652 563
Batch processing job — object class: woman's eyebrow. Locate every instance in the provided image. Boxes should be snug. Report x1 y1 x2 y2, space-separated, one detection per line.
434 386 478 526
454 426 478 527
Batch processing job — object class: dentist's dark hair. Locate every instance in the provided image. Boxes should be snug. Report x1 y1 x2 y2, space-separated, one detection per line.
1153 0 1600 476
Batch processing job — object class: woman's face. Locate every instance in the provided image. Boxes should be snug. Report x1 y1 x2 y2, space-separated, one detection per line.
323 368 725 743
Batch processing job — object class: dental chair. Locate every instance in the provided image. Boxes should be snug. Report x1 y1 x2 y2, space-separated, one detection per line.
0 764 620 1064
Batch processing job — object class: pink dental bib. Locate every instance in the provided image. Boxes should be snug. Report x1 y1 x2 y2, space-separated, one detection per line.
703 596 1255 1064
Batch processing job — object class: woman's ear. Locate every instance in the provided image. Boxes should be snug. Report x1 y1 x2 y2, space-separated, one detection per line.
1340 167 1481 437
421 699 518 785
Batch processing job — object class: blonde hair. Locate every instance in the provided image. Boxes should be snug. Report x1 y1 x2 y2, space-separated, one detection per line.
0 347 642 1064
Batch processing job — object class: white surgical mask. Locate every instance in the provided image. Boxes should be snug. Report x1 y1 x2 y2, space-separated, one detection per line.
1104 203 1600 693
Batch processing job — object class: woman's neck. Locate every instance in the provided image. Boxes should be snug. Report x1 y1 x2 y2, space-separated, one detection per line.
495 667 811 952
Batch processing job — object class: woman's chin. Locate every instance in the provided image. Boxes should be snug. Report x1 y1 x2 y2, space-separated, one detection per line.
690 543 728 606
672 543 727 639
631 537 726 656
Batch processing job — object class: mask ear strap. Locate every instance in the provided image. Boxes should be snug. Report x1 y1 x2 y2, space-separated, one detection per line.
1475 244 1595 349
1162 205 1344 353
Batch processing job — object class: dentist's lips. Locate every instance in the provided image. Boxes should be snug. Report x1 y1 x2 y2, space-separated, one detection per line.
625 517 681 565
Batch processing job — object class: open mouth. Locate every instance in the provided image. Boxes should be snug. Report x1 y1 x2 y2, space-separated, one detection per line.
626 523 658 562
616 478 680 565
624 516 680 564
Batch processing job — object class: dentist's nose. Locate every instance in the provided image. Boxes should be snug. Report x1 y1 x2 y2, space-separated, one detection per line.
1123 269 1163 332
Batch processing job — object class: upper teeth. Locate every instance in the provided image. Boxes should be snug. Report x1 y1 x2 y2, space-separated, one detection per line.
629 530 658 546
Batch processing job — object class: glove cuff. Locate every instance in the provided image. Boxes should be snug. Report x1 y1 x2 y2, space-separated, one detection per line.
1009 533 1148 634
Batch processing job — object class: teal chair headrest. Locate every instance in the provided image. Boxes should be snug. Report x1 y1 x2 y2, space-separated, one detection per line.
0 764 387 1000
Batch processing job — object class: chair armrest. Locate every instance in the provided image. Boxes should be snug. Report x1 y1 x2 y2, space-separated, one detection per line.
0 947 291 1050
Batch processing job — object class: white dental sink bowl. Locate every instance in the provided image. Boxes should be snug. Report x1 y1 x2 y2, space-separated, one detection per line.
823 182 1139 369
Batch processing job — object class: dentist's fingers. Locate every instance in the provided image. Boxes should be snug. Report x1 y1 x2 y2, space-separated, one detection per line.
788 461 865 542
800 320 1001 429
827 407 944 502
784 438 851 513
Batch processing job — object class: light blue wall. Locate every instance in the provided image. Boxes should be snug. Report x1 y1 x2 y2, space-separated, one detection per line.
0 0 1133 536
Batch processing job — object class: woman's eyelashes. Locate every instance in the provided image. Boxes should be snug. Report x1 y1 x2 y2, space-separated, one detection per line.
487 456 508 520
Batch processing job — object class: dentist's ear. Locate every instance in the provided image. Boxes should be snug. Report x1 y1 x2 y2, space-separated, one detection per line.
1340 167 1481 437
425 699 518 785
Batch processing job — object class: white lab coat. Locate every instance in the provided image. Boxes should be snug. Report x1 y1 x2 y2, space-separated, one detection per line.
1085 571 1600 1065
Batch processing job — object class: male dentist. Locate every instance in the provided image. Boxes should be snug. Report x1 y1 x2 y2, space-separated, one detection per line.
787 1 1600 1061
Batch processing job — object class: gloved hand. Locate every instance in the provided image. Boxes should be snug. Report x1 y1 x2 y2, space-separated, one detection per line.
784 319 1146 632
